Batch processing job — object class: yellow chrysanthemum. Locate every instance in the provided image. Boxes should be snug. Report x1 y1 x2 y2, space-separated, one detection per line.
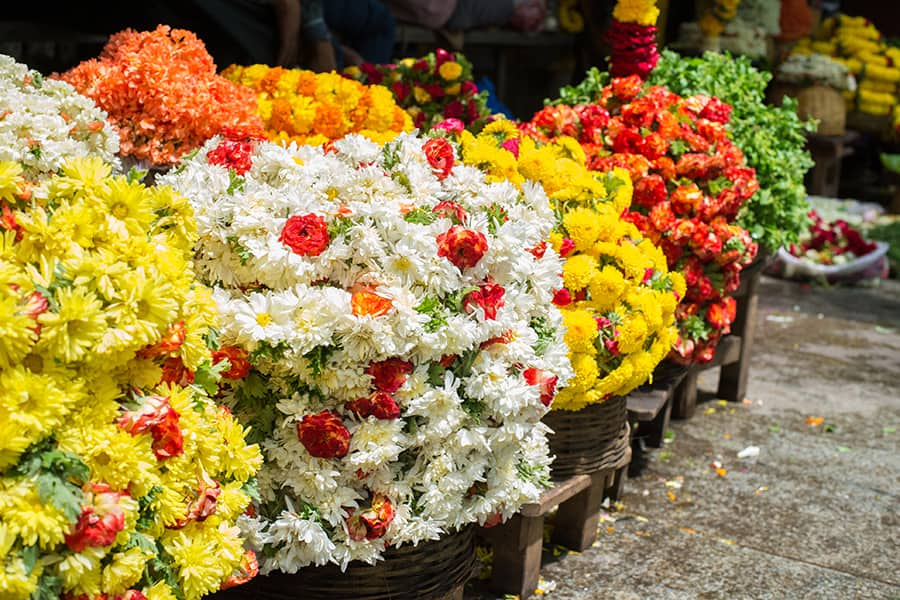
588 265 627 310
0 478 71 549
612 0 660 27
438 61 463 81
562 254 597 291
562 308 598 354
163 522 245 600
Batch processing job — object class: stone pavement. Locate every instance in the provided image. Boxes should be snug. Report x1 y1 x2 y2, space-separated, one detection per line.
470 276 900 599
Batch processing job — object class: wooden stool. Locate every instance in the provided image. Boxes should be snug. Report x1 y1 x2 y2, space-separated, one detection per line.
479 449 630 600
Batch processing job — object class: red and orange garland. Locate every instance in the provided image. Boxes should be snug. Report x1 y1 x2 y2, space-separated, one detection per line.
607 0 660 79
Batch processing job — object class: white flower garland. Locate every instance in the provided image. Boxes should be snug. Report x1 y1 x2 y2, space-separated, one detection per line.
0 54 118 179
163 132 572 571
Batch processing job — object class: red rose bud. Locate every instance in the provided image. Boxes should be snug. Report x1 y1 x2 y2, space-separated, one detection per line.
432 200 467 223
222 550 260 590
212 346 252 380
160 356 195 386
595 316 612 330
559 238 576 257
463 279 506 320
633 174 667 208
699 96 733 124
391 81 410 103
117 395 184 460
280 213 330 256
346 392 401 419
65 484 128 552
643 268 654 284
528 241 547 259
435 48 455 65
297 410 351 458
366 358 413 393
523 367 558 407
461 80 478 96
433 118 465 133
604 337 620 356
552 288 572 306
346 493 396 540
443 100 464 120
423 137 455 180
436 225 488 270
501 137 520 158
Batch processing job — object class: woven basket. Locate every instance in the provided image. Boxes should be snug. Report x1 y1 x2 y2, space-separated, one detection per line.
215 526 475 600
543 397 630 479
771 83 846 135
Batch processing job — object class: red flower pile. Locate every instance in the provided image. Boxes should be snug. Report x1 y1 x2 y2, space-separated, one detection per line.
346 48 492 132
58 25 264 166
788 210 878 265
524 76 760 364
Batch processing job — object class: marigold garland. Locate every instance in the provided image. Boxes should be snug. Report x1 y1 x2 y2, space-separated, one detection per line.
57 26 264 167
346 48 492 132
223 65 412 146
0 157 261 600
608 0 660 79
525 77 759 364
441 119 681 408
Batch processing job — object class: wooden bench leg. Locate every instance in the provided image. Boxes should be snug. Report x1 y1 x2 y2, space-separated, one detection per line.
672 369 698 420
488 514 543 600
550 470 606 551
643 394 673 448
604 466 626 503
718 282 760 403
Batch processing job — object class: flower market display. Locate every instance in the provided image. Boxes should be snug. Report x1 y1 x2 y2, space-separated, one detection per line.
58 25 264 167
0 157 261 600
346 49 492 132
0 55 118 181
789 210 879 266
607 0 660 79
162 128 573 571
698 0 741 38
223 65 412 147
445 119 682 407
526 76 758 363
776 53 856 92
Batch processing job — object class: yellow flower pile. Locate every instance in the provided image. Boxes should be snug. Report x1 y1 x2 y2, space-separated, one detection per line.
0 158 261 600
456 121 683 410
793 14 900 119
222 65 412 146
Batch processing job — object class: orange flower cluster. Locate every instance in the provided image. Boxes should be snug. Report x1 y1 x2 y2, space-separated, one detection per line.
58 25 264 166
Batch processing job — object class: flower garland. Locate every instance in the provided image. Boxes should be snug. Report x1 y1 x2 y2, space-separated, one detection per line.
699 0 741 37
162 130 572 570
222 65 412 147
446 119 682 407
345 49 492 132
525 76 759 364
0 158 261 600
58 26 264 167
607 0 660 79
0 55 118 181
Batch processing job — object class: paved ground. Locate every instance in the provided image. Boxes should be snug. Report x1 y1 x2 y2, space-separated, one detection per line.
470 276 900 599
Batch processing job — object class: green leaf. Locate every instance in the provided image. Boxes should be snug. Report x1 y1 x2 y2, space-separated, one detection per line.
227 170 245 195
530 315 556 356
452 348 479 379
226 235 252 265
427 362 447 387
36 472 83 522
126 166 149 183
404 207 437 225
21 545 38 574
303 344 340 377
327 216 355 239
32 573 63 600
192 359 228 397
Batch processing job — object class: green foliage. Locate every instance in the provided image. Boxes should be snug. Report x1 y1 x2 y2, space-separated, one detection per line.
12 441 88 522
551 67 610 106
865 220 900 270
647 51 816 253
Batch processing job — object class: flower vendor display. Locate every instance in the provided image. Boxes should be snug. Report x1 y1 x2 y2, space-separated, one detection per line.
698 0 741 38
58 25 264 167
646 51 815 255
527 76 759 364
449 119 682 406
0 54 118 181
789 210 879 265
607 0 660 79
162 128 572 572
0 157 262 600
345 48 492 132
776 53 856 92
222 65 412 147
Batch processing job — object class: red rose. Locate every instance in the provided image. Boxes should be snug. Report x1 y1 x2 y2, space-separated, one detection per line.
552 288 572 306
346 493 395 541
160 356 195 386
297 410 351 458
707 298 737 331
366 358 413 393
351 285 393 317
175 476 222 528
360 62 383 84
116 591 149 600
559 237 576 257
423 138 454 180
461 80 478 97
523 367 558 407
443 100 464 120
212 346 252 380
391 81 410 103
117 395 184 460
280 214 330 256
137 320 186 359
432 200 467 223
436 225 488 270
609 75 643 101
207 135 256 175
699 96 733 124
65 484 128 552
434 118 465 133
604 337 620 356
463 279 506 320
435 48 455 65
670 183 703 216
346 391 402 420
649 202 675 232
501 137 520 158
633 174 667 208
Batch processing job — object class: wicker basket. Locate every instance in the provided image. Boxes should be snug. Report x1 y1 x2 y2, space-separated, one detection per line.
214 526 475 600
771 83 846 136
542 397 630 479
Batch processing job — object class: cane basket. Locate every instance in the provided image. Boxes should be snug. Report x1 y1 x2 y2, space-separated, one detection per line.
770 83 846 135
543 396 630 479
214 526 475 600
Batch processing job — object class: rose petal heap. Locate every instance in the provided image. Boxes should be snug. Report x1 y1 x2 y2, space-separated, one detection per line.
525 76 759 364
57 25 264 167
346 48 492 132
445 120 681 408
789 210 878 265
222 65 412 147
607 0 661 79
0 158 261 600
0 54 118 181
162 130 572 571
